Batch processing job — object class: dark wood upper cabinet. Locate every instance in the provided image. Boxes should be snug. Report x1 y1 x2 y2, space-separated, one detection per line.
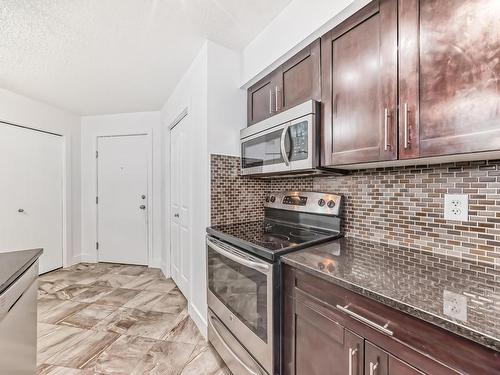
247 40 321 126
247 72 276 125
321 0 398 166
399 0 500 159
279 39 321 112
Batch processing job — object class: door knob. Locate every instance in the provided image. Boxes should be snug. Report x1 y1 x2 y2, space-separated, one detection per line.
18 208 24 213
139 205 146 210
141 195 146 199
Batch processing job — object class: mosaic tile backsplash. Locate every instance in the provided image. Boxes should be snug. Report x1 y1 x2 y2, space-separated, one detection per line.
210 154 500 265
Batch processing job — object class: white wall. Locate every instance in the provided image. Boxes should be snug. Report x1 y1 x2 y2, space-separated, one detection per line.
161 42 209 335
80 112 163 267
161 40 245 336
240 0 371 87
207 41 246 156
0 88 81 266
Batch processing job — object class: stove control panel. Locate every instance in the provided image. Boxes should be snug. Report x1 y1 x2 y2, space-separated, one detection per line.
264 191 342 216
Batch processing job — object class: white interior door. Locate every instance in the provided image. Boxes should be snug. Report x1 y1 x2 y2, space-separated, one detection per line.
0 123 63 274
97 135 149 265
170 117 191 297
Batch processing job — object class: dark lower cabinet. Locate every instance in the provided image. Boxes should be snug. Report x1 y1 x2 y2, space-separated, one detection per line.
282 265 500 375
365 341 424 375
285 292 364 375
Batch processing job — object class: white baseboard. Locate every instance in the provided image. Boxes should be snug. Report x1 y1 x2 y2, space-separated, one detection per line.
149 257 162 269
81 253 98 263
161 262 170 279
189 302 208 339
70 255 82 267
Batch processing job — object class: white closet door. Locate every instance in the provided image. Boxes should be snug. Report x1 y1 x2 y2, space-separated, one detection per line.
0 123 63 274
170 117 191 298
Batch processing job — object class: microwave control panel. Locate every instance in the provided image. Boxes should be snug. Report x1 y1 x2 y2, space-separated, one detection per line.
288 121 308 161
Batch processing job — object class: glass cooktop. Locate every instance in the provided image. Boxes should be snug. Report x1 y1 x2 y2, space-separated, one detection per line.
207 220 341 261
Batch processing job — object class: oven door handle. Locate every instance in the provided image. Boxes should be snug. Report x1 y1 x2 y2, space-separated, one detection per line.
207 238 270 273
209 312 264 375
280 123 290 166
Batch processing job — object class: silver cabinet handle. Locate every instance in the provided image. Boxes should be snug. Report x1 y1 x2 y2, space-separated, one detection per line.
17 208 24 213
174 213 179 218
384 108 389 151
348 347 358 375
207 237 269 273
280 123 290 166
370 361 379 375
139 205 146 210
404 102 409 149
336 304 393 336
275 86 280 111
269 90 273 114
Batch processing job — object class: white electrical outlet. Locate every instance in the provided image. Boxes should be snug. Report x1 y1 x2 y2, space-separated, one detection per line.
443 290 468 322
444 194 469 221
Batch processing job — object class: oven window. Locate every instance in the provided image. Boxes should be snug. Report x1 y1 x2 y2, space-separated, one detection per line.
207 247 268 342
241 129 284 169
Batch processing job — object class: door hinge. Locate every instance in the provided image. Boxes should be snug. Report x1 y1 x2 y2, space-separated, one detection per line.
96 196 98 204
96 150 98 158
96 242 99 250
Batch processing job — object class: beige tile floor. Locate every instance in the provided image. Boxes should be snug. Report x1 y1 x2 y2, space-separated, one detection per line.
37 263 230 375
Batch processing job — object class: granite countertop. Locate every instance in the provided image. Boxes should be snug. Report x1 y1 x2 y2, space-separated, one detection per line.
281 237 500 352
0 249 43 295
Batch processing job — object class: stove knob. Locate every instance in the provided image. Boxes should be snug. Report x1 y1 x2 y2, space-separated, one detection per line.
318 199 326 207
327 200 336 208
265 196 270 202
270 196 276 203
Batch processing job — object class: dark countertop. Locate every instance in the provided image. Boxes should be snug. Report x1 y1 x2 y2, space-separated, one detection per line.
281 237 500 352
0 249 43 295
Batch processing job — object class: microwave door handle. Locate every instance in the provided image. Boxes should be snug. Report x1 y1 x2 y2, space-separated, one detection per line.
207 238 270 273
280 124 290 166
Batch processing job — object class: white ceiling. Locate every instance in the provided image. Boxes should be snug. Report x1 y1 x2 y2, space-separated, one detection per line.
0 0 291 115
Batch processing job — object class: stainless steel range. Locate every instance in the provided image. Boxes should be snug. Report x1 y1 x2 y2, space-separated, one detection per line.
206 191 343 375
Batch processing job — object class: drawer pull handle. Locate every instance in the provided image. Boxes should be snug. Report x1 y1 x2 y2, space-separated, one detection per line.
370 361 379 375
336 304 393 336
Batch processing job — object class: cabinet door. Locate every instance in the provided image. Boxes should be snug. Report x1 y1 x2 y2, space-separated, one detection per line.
283 292 364 375
399 0 500 158
389 356 425 375
321 0 397 166
247 72 278 125
366 341 425 375
278 39 321 112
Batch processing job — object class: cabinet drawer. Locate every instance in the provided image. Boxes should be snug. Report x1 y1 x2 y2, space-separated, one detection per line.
286 265 500 375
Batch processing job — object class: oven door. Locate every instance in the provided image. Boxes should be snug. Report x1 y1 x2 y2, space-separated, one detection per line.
206 236 274 374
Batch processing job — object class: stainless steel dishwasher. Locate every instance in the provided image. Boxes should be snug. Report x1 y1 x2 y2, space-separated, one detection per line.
0 260 38 374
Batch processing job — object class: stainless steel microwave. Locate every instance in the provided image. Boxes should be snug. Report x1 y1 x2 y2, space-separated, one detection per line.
240 100 321 177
